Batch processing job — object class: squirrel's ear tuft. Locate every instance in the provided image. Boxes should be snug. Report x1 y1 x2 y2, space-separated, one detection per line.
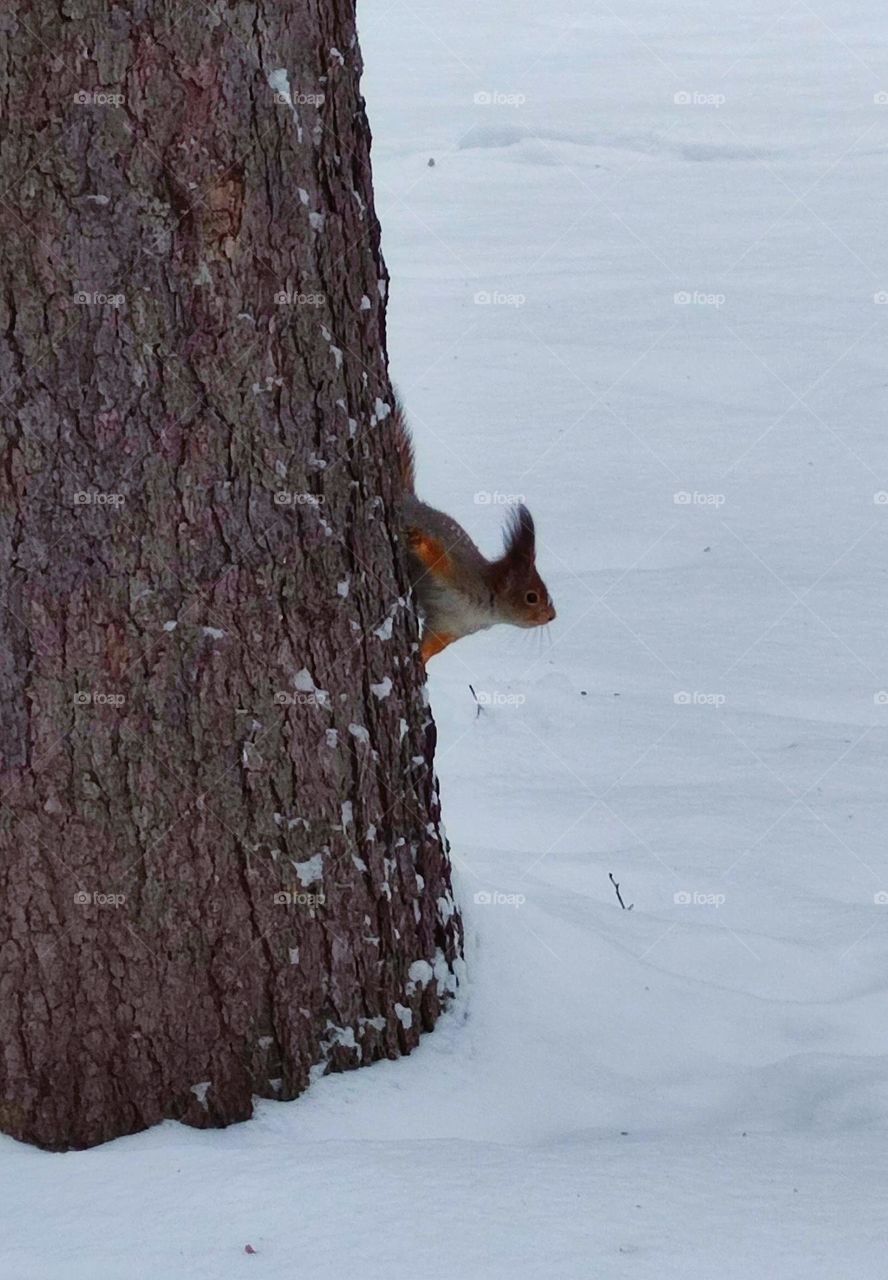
502 503 535 565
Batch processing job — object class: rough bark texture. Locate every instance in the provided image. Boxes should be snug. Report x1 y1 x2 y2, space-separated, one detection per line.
0 0 463 1150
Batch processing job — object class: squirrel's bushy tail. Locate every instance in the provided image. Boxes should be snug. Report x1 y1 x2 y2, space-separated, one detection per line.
390 397 416 494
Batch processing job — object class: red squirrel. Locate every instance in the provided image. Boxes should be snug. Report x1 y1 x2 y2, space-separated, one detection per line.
392 404 556 663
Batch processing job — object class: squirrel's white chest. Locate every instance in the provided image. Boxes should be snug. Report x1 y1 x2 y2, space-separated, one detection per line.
416 575 496 639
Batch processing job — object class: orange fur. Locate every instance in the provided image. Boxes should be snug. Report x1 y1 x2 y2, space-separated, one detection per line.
421 632 455 663
408 530 455 581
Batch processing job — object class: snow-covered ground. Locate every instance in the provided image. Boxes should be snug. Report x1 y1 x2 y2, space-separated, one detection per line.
5 1 888 1275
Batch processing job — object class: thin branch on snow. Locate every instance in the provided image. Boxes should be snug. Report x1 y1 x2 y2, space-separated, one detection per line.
609 872 633 911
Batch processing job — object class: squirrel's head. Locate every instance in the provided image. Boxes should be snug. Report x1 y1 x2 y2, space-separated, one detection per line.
489 504 556 628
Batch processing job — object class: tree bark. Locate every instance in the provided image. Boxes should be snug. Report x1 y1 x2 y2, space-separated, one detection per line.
0 0 463 1150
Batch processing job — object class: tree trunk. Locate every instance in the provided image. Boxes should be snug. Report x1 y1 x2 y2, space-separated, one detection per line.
0 0 463 1150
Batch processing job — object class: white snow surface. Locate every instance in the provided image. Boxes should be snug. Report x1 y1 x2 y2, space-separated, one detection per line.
4 1 888 1276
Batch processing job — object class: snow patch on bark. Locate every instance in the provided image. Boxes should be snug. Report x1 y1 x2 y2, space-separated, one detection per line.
292 854 324 886
190 1082 211 1109
394 1003 413 1029
267 69 304 143
360 1015 386 1033
434 951 459 995
408 959 434 987
326 1023 359 1054
293 668 330 707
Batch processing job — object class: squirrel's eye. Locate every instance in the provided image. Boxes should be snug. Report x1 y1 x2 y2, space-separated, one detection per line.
525 591 539 605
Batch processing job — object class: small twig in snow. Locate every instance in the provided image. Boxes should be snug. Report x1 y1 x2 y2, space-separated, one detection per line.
609 872 633 910
469 684 484 718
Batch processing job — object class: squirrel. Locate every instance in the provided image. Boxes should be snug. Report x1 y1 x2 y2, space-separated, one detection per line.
391 403 556 663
